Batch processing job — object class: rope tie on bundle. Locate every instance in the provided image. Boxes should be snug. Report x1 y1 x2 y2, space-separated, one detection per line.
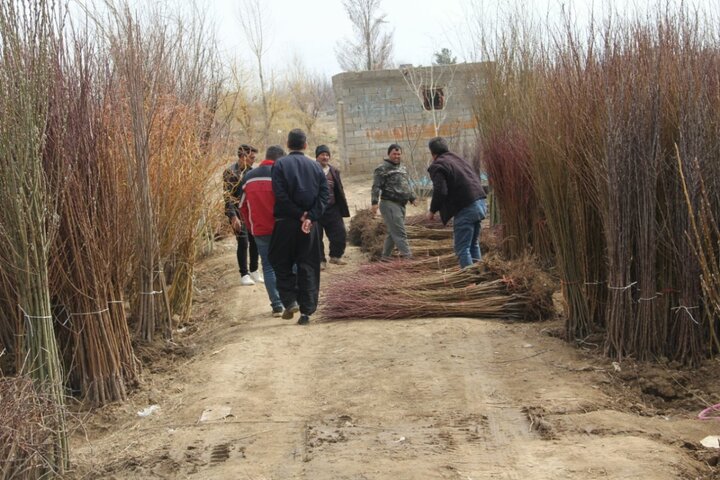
671 305 700 325
608 281 637 291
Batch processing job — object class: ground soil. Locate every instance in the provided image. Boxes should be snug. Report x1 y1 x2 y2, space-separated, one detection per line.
69 175 720 479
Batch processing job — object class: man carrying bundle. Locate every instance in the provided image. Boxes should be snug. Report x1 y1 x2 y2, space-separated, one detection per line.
426 137 487 268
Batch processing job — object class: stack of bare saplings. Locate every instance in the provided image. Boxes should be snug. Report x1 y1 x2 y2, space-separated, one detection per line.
330 210 554 321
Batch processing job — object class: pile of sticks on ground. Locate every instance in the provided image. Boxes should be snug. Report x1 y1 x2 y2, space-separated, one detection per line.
322 252 554 321
348 209 497 260
0 377 65 479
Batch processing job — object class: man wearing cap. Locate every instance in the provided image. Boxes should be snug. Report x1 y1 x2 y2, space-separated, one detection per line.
269 129 329 325
315 145 350 268
371 143 417 258
426 136 487 268
223 143 263 286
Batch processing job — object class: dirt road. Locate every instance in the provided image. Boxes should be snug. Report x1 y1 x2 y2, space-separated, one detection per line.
71 178 718 479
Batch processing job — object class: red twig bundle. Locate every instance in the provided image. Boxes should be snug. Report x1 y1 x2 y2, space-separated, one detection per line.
322 254 554 322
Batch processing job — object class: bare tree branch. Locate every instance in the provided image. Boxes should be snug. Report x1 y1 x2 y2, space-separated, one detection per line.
336 0 394 71
287 58 334 134
238 0 276 143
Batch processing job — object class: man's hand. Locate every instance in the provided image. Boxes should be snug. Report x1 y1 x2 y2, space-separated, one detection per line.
371 204 379 215
426 211 435 222
230 216 242 234
301 218 313 234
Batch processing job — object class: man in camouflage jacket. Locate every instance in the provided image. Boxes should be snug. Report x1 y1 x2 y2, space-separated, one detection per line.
371 143 416 258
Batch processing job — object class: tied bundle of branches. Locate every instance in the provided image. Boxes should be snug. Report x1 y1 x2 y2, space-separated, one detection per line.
44 26 139 406
103 2 223 342
146 6 223 325
348 211 455 260
349 208 493 260
482 128 551 261
471 4 720 365
149 99 224 325
322 254 554 322
0 376 65 480
0 0 68 471
405 213 454 241
347 208 387 259
657 19 719 365
407 238 455 258
405 213 447 229
104 3 167 342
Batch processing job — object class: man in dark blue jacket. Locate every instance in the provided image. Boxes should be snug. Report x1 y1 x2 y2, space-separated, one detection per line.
269 129 329 325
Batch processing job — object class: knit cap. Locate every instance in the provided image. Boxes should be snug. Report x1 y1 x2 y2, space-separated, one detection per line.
315 145 331 157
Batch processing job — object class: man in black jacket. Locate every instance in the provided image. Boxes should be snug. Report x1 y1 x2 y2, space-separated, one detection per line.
315 145 350 268
426 137 487 268
269 129 329 325
223 143 261 286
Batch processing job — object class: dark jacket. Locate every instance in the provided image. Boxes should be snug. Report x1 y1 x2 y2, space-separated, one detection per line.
239 159 276 236
272 151 329 222
326 165 350 218
223 162 251 219
428 152 486 225
371 160 416 206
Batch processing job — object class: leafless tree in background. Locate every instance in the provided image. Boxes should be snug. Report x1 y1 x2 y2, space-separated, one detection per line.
227 62 258 143
400 63 458 136
336 0 394 71
238 0 278 143
287 58 334 134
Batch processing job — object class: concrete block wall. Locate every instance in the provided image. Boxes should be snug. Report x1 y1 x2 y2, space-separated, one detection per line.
333 63 490 175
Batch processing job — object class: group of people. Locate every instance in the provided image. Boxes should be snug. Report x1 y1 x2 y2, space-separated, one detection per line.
224 129 349 325
224 129 487 326
372 138 487 268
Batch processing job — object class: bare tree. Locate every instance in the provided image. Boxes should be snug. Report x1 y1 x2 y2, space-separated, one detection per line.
227 62 258 143
396 63 459 193
238 0 278 143
336 0 394 71
400 63 458 136
287 58 334 134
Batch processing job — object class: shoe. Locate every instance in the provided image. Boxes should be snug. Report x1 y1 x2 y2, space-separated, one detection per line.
250 270 264 283
240 274 255 286
282 303 300 320
297 314 310 325
320 260 327 271
272 306 283 317
329 257 347 265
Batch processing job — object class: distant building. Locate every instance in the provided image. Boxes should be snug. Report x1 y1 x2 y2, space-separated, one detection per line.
332 62 490 175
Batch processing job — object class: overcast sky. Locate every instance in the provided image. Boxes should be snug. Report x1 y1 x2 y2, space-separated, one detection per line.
215 0 466 78
210 0 719 79
91 0 718 80
214 0 585 78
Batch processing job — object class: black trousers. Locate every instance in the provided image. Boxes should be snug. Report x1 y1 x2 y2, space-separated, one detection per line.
269 218 322 316
318 205 347 260
236 227 259 276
